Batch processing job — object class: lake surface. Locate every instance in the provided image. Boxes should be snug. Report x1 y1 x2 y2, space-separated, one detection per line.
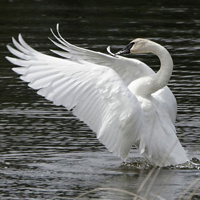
0 0 200 199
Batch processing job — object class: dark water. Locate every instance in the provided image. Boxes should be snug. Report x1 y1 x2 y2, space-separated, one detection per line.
0 0 200 199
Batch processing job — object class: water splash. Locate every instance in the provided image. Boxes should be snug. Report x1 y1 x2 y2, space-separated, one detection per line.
120 157 200 170
168 157 200 170
120 157 152 169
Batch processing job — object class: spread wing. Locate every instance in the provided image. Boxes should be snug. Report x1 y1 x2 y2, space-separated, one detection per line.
49 24 154 86
6 34 144 159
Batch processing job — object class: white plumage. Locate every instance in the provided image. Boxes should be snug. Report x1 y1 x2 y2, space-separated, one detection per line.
6 24 188 166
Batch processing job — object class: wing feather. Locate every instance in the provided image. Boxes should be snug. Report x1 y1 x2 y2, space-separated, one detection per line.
48 24 154 86
18 34 39 53
137 96 187 166
6 35 143 159
12 37 30 54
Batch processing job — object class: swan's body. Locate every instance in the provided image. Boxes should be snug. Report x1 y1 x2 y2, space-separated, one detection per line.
6 25 188 166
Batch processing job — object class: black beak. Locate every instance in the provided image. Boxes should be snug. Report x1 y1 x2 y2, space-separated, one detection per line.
116 42 134 55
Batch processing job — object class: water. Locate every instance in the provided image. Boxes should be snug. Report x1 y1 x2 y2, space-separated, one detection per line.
0 0 200 199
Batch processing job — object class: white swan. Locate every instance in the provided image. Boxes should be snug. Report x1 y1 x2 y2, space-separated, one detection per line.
6 25 188 166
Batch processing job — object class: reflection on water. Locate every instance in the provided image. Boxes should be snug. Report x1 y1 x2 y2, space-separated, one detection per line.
1 0 200 199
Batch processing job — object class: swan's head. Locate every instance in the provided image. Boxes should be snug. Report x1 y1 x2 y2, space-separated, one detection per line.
116 38 152 55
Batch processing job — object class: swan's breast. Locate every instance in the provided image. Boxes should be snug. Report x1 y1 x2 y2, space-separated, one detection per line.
128 76 155 97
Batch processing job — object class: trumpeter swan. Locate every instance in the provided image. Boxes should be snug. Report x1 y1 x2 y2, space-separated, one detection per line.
6 25 188 166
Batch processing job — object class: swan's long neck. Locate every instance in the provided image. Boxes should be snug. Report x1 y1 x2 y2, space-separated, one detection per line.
139 42 173 96
151 42 173 92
